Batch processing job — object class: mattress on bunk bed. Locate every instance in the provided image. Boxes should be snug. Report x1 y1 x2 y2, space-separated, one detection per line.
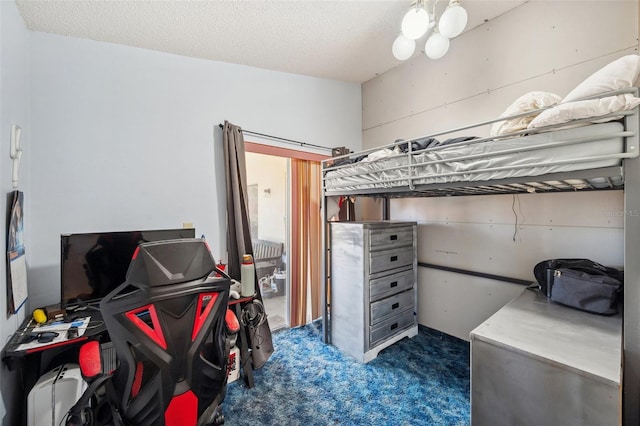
324 121 626 191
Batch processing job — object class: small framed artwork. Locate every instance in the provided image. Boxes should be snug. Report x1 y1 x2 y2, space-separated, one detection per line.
7 190 27 314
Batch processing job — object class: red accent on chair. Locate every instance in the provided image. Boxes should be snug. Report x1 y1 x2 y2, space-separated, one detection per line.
165 390 198 426
191 292 220 341
125 305 168 350
225 308 240 334
131 361 144 398
78 340 102 379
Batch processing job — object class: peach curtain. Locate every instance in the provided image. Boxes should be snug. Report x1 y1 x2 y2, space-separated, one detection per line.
290 159 322 327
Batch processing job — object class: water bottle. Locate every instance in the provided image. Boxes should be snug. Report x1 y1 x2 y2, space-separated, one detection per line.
240 254 255 297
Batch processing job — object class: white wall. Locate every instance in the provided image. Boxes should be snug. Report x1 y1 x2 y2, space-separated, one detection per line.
362 1 638 340
27 32 361 311
0 2 29 424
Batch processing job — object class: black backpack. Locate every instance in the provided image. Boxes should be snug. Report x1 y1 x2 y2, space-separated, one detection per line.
533 259 623 315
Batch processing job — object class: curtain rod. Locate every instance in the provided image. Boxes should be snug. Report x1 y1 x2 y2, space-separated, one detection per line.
218 123 332 152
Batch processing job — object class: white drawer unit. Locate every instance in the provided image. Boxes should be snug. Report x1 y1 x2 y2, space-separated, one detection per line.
330 221 418 363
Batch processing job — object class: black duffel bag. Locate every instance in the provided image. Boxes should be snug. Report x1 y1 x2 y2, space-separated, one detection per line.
533 259 623 315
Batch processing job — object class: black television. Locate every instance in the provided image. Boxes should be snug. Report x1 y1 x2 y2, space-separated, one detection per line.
60 228 196 308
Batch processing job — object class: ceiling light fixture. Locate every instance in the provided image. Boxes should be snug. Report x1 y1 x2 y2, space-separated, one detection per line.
392 0 468 61
392 34 417 61
424 28 449 59
401 2 434 40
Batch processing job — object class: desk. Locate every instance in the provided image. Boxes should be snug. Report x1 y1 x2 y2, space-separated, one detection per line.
3 310 106 370
2 310 108 426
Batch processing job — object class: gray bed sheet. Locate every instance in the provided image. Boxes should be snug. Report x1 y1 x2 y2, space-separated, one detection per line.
324 122 625 192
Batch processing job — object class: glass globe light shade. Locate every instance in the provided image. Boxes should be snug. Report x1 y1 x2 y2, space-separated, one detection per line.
392 35 416 61
401 7 431 40
438 4 468 38
425 32 450 60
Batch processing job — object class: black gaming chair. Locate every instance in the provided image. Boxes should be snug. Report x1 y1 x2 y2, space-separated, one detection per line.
68 238 239 426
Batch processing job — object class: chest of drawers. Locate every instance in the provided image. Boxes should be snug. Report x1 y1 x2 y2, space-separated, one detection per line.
330 221 418 363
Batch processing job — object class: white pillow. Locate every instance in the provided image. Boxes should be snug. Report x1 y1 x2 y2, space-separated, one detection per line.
529 55 640 129
564 54 640 102
528 93 640 128
490 91 561 136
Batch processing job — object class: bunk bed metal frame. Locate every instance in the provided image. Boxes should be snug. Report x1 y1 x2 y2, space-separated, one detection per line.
320 88 640 425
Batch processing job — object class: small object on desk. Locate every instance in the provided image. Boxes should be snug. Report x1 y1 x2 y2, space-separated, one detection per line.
32 309 47 324
45 305 66 321
20 333 37 344
64 313 79 322
67 326 78 339
36 331 59 343
230 279 241 293
240 254 255 297
20 331 59 344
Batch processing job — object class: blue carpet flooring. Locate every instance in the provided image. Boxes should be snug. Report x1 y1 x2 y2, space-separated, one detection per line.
223 324 470 425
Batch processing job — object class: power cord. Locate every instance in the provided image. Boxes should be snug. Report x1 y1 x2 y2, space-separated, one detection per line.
241 299 268 352
240 299 266 329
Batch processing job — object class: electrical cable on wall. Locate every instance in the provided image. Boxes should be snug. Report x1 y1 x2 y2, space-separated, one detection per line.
512 194 523 242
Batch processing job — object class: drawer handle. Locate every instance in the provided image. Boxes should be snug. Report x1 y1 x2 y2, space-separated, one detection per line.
390 323 398 330
390 256 398 262
390 235 398 241
390 281 398 288
392 302 399 310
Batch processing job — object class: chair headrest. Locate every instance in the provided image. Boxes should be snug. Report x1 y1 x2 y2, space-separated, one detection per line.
126 238 217 287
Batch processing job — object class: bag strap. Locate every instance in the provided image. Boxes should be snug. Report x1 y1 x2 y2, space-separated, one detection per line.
66 374 126 426
104 377 126 425
66 374 112 425
543 259 623 281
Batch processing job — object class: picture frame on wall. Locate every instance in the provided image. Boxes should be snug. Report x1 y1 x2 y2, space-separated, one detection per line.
6 190 27 314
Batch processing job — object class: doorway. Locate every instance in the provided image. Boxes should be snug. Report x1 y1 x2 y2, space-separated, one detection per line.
245 141 328 330
245 152 289 330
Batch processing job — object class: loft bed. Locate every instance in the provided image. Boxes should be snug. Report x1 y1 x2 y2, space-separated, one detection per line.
320 78 640 423
323 89 638 199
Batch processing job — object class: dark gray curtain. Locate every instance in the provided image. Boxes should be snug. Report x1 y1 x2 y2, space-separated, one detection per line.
222 121 253 280
222 121 273 369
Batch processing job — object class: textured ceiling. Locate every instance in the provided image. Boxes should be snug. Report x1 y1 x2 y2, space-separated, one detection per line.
15 0 524 84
